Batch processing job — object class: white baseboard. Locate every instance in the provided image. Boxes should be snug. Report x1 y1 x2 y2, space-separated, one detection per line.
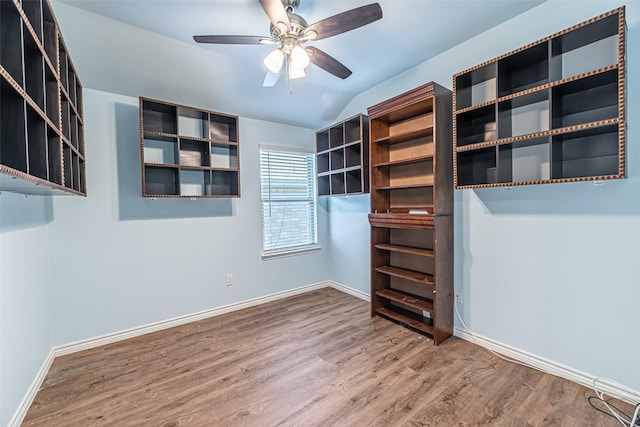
328 281 370 302
55 281 331 356
8 349 55 427
9 281 332 426
454 327 640 405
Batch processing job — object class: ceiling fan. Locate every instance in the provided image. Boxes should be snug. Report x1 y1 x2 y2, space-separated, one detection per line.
193 0 383 87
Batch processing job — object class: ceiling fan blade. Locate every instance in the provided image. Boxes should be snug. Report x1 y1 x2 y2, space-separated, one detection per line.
304 3 382 41
263 70 281 87
193 35 272 45
306 47 352 79
259 0 291 33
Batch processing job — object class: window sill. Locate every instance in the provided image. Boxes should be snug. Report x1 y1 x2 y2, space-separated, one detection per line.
262 245 321 260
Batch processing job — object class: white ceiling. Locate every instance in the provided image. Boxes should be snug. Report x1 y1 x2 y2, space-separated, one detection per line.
52 0 546 129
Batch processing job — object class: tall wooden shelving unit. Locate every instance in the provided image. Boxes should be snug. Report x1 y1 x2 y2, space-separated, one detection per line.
0 0 86 195
368 82 454 345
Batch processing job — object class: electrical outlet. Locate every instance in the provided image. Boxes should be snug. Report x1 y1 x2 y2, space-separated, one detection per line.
455 292 463 305
226 274 233 286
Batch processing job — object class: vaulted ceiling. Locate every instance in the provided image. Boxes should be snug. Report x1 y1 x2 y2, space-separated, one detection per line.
52 0 546 128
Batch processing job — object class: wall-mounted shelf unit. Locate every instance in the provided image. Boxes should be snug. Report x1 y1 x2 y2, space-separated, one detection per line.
316 114 369 196
368 82 453 345
0 0 86 195
453 7 626 188
139 97 240 198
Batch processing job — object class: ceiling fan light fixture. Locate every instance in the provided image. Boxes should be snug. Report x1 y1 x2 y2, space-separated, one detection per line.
264 48 284 73
288 62 306 80
290 45 310 69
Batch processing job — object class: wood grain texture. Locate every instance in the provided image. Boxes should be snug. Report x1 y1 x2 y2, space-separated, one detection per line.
22 288 629 426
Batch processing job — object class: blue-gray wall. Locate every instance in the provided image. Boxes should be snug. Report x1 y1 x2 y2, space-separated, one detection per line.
331 0 640 392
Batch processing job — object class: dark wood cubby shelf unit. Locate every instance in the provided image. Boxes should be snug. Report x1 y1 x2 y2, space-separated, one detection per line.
453 7 626 188
316 114 369 196
139 97 240 198
0 0 86 195
368 82 454 345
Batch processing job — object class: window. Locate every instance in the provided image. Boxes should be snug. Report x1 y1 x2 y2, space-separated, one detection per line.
260 147 318 258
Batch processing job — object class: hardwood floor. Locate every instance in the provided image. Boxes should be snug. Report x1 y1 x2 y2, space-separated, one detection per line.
23 288 629 426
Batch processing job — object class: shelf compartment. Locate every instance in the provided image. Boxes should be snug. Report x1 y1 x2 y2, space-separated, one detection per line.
376 265 434 286
143 134 177 165
1 1 25 87
550 14 619 81
385 188 434 214
209 170 239 196
374 154 434 168
330 172 345 195
144 165 179 196
179 169 209 196
44 65 59 124
59 44 68 92
177 107 208 139
42 4 56 67
329 124 344 148
60 98 70 140
344 143 361 168
142 100 177 134
22 0 44 43
385 160 434 188
47 127 62 185
455 104 497 147
344 117 362 144
26 105 48 179
346 169 364 194
551 124 620 179
376 289 434 314
317 152 329 174
456 146 497 186
551 69 618 129
455 63 497 110
372 126 434 146
316 129 329 152
376 307 434 336
498 89 549 139
71 152 81 191
62 145 72 188
210 142 238 169
497 42 549 97
209 114 237 142
330 148 345 171
23 24 46 111
179 138 209 167
375 243 434 257
317 174 330 196
1 79 28 173
497 137 550 183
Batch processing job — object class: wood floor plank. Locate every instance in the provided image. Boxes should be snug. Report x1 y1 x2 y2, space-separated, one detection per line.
22 288 631 426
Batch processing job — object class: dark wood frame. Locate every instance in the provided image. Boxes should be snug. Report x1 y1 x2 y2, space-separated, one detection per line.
453 7 626 189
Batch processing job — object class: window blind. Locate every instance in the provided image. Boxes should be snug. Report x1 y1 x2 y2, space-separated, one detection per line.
260 148 317 255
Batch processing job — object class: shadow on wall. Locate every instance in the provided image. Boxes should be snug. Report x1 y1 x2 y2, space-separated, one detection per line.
114 103 233 220
0 192 53 231
470 177 640 216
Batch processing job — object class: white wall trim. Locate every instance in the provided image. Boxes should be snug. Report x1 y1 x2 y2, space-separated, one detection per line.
454 327 640 405
55 281 331 356
8 349 55 427
328 281 370 302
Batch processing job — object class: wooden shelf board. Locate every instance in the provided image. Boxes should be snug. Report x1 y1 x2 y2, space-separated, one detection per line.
373 126 434 145
376 265 434 286
377 183 434 191
375 243 434 257
374 155 434 168
376 307 434 336
375 289 434 313
144 162 180 169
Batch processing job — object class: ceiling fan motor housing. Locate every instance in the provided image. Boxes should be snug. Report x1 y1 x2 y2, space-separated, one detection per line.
270 12 308 39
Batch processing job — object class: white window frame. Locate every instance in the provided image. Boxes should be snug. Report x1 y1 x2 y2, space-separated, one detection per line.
259 145 319 260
